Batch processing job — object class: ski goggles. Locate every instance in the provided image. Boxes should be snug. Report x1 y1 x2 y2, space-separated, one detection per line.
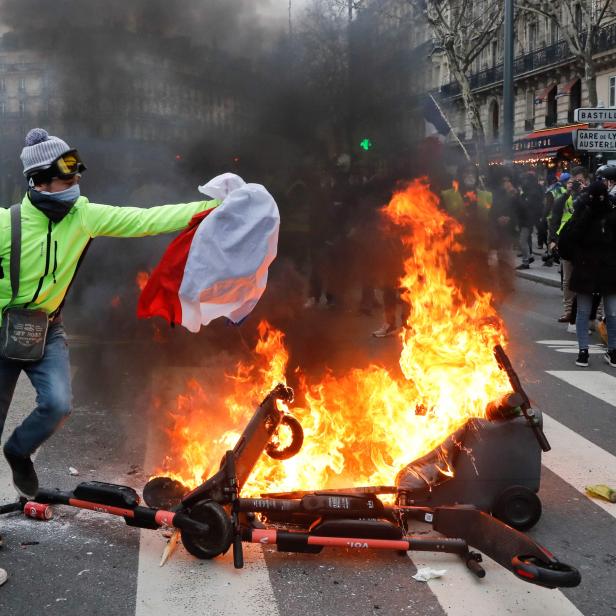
53 150 86 178
27 150 87 184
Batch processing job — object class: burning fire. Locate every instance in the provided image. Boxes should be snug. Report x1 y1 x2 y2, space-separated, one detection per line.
156 180 511 495
136 271 150 291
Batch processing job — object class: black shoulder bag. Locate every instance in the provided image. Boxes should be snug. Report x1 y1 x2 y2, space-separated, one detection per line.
0 204 49 362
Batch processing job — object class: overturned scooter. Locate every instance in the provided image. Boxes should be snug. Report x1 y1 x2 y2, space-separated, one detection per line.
0 351 580 589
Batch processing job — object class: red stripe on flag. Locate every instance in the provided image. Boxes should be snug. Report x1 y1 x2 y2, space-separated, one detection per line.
137 209 213 325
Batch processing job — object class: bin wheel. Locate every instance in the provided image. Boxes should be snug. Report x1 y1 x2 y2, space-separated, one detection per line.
181 500 233 560
492 486 542 531
266 414 304 460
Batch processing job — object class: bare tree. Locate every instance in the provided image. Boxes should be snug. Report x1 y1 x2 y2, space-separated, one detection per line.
517 0 616 106
416 0 505 172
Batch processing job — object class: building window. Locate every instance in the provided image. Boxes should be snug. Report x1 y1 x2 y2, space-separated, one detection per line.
525 89 535 131
19 78 26 92
0 102 5 115
19 100 25 116
546 85 557 127
0 79 5 92
528 22 537 51
610 76 616 107
550 22 560 45
568 79 582 123
490 99 500 140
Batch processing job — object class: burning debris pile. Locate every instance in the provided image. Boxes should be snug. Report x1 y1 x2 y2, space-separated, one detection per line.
155 181 512 496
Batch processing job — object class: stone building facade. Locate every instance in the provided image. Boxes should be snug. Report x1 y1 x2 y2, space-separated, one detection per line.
361 0 616 166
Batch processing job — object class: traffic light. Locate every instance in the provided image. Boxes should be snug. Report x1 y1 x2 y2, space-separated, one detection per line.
359 138 373 151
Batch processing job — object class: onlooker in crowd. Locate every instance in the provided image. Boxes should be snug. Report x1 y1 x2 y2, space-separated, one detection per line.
440 162 493 297
279 170 313 275
305 173 336 308
558 180 616 368
539 171 568 255
371 210 409 337
596 164 616 201
489 170 518 300
512 175 536 270
520 171 544 254
550 166 590 322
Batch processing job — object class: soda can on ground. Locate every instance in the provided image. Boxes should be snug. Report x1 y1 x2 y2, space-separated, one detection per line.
24 502 52 520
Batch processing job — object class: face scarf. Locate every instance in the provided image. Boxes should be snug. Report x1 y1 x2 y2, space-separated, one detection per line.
29 184 80 223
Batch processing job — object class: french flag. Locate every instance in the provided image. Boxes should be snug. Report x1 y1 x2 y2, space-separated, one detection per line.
137 174 280 332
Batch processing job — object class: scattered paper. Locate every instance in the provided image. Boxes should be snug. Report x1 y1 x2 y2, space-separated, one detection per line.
412 567 447 582
69 467 79 476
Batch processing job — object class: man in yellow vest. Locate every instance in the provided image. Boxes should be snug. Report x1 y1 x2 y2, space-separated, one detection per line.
550 166 589 322
440 163 493 295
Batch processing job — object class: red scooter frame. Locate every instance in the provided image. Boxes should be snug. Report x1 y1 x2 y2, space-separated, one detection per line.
1 382 581 590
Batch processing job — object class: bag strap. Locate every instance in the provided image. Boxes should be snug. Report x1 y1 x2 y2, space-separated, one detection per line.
8 203 21 306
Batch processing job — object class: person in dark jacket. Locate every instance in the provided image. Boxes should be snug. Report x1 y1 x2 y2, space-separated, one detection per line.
558 181 616 368
512 176 535 270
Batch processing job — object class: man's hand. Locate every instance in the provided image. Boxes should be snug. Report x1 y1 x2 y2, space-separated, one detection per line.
497 216 510 226
549 241 556 251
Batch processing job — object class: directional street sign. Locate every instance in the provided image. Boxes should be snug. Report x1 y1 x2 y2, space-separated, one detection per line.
575 128 616 151
574 107 616 123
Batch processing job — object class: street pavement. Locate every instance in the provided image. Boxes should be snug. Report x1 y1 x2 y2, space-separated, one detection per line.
1 272 615 616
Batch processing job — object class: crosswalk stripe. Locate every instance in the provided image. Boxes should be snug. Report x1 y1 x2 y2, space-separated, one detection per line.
546 370 616 407
410 550 583 616
411 405 616 615
541 412 616 520
135 373 280 616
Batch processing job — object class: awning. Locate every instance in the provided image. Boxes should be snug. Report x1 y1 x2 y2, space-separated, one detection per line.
514 124 581 154
513 146 569 162
514 122 616 157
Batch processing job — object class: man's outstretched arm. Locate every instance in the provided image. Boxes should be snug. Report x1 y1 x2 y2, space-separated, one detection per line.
79 199 219 238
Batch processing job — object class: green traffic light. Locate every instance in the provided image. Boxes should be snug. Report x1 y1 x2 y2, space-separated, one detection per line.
360 138 373 151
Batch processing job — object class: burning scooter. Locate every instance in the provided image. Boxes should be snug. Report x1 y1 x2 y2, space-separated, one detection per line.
0 346 580 589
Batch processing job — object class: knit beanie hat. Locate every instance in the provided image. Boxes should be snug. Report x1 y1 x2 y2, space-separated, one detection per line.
20 128 73 177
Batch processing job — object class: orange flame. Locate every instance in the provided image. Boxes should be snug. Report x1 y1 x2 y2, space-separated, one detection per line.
452 179 459 192
136 271 150 291
156 180 511 495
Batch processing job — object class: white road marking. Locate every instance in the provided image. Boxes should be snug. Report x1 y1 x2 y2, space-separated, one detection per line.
136 533 278 616
537 340 606 355
546 370 616 407
0 375 37 503
135 370 279 616
1 367 78 502
542 412 616 520
411 551 583 616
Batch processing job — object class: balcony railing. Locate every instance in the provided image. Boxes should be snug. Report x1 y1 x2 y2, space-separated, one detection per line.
440 21 616 98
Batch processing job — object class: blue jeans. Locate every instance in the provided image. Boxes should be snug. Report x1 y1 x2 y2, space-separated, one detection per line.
0 322 72 458
576 293 616 351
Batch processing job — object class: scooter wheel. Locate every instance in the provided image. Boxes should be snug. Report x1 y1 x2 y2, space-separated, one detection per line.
512 555 581 588
181 500 233 560
492 486 542 531
266 413 304 460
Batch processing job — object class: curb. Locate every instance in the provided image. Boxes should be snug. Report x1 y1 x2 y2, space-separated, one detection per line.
515 269 561 288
